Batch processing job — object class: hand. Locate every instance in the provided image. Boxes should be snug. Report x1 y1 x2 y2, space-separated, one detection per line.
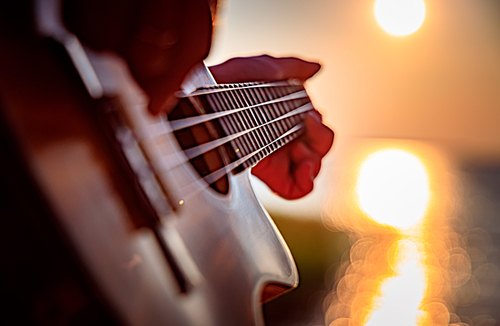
210 55 334 200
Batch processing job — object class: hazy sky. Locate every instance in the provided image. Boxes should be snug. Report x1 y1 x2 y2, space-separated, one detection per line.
207 0 500 163
206 0 500 216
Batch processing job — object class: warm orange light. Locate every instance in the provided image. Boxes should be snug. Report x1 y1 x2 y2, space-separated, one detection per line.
375 0 425 36
356 149 430 230
323 141 472 326
366 240 426 325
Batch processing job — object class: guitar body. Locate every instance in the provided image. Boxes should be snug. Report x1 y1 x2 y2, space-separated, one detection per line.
0 2 297 325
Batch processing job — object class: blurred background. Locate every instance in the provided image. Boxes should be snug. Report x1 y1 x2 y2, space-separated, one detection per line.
206 0 500 325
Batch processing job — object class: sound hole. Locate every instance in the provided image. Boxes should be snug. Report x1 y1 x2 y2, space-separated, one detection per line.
168 97 237 195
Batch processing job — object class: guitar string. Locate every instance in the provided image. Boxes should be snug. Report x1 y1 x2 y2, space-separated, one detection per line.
174 123 304 201
254 85 280 141
221 85 256 156
246 85 276 158
156 103 312 169
183 83 307 169
182 102 313 159
203 123 303 184
210 87 249 157
142 83 309 201
233 83 266 153
243 86 272 146
168 90 308 131
229 83 277 160
176 79 302 98
142 84 309 171
242 84 289 168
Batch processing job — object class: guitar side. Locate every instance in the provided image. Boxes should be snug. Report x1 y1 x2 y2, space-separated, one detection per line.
0 4 298 325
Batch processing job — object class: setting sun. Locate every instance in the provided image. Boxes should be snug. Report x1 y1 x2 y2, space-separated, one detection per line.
356 149 430 230
375 0 426 36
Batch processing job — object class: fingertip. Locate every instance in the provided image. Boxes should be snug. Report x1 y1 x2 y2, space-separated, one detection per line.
311 61 321 72
302 59 321 78
297 57 320 67
304 60 321 79
303 114 335 156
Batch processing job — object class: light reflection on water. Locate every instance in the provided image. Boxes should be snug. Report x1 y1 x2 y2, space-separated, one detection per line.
366 240 426 326
322 143 499 326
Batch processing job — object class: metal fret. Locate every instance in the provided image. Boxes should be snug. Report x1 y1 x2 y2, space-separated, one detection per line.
220 88 254 156
241 87 273 148
220 90 249 157
203 123 304 184
249 87 280 141
228 86 264 156
176 80 311 175
208 90 247 158
262 86 286 137
181 102 312 160
233 87 271 156
270 86 293 131
235 86 268 152
278 85 300 132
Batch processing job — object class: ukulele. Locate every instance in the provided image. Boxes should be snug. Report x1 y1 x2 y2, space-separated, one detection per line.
0 0 315 325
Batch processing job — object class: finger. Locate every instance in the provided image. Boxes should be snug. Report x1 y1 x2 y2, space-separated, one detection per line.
291 141 322 178
272 56 321 81
285 160 315 199
251 152 285 187
303 111 334 157
209 54 321 83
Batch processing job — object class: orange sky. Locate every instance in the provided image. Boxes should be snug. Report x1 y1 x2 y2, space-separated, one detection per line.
204 0 500 217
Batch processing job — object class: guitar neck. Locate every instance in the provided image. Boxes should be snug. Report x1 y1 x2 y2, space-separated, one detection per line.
168 79 313 181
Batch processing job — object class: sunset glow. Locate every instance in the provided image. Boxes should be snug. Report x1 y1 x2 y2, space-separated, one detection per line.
322 142 491 326
356 149 430 230
375 0 426 36
366 241 426 325
356 150 430 325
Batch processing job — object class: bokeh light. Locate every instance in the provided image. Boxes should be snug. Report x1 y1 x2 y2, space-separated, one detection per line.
356 149 430 230
374 0 426 36
366 240 426 326
322 141 500 326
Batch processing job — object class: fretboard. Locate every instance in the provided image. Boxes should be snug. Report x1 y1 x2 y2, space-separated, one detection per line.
168 80 313 188
205 81 311 168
